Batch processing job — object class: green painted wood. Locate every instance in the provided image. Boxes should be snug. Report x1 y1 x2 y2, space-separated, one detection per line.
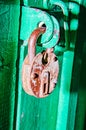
0 3 20 130
56 51 74 130
0 1 86 130
73 3 86 130
16 45 63 130
15 1 80 130
67 1 86 130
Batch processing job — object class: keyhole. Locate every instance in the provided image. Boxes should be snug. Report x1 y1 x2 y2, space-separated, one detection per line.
42 52 48 65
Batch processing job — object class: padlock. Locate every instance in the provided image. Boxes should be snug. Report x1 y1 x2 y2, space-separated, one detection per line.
22 27 59 98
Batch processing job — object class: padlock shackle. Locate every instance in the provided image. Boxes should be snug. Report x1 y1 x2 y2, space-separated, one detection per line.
28 27 46 63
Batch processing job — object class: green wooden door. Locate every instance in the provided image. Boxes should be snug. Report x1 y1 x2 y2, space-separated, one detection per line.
14 1 77 130
0 0 86 130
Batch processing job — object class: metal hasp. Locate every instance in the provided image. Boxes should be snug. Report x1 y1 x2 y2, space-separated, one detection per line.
22 27 59 98
20 7 60 48
49 0 69 52
23 0 69 51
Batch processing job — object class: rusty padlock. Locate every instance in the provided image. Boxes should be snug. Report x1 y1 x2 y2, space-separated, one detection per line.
22 27 59 98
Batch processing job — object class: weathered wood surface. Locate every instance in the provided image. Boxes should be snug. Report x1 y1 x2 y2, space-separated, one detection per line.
0 3 20 130
0 1 86 130
15 3 74 130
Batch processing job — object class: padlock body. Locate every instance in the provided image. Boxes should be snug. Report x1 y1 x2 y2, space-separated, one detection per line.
22 50 59 98
30 50 59 98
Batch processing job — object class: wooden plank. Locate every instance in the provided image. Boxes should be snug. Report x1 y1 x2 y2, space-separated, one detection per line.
0 3 20 130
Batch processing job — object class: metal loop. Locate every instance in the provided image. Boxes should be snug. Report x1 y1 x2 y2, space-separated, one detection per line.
28 27 46 63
